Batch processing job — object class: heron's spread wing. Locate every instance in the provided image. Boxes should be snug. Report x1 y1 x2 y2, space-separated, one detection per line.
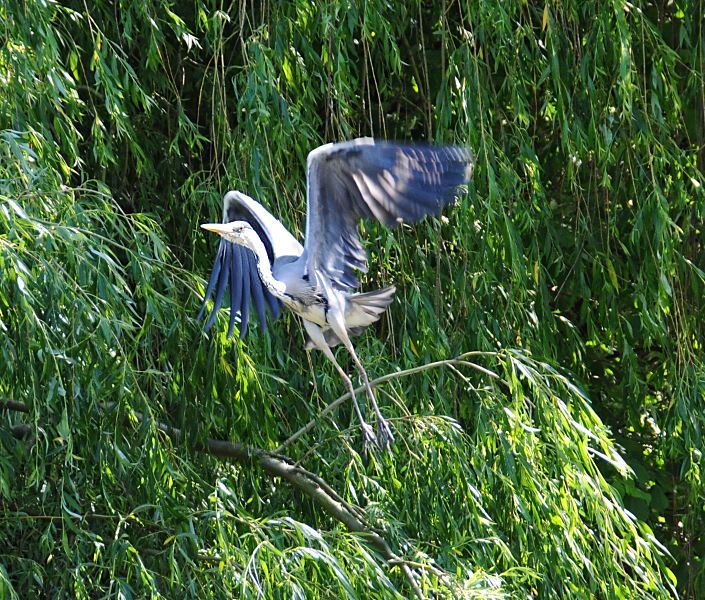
199 191 303 339
304 138 473 290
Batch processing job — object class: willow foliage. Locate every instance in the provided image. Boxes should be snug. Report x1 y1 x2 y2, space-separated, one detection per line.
1 0 703 598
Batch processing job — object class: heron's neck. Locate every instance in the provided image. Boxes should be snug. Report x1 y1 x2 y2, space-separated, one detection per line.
241 234 286 298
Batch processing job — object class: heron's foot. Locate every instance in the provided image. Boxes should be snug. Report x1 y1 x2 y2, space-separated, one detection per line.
375 416 395 453
359 421 377 455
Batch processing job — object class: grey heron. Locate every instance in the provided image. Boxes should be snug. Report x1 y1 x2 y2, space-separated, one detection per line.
199 137 473 451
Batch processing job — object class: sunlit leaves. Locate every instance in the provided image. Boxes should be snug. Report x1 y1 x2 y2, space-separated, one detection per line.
1 0 703 597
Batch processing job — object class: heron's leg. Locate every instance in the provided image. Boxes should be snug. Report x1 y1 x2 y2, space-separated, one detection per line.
303 320 377 452
325 314 394 450
339 336 395 450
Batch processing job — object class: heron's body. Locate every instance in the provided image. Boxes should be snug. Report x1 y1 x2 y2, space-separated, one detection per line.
225 222 394 344
200 137 473 451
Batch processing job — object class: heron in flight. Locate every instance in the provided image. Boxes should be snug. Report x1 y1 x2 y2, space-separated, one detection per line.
200 138 473 451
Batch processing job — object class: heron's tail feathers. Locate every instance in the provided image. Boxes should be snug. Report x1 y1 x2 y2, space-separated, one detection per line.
346 285 396 327
348 284 396 308
306 286 396 350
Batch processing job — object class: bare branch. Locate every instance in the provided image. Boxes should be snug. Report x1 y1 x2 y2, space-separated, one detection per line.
277 350 499 452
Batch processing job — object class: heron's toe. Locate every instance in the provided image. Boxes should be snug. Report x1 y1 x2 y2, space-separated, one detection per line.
360 422 377 455
376 418 395 452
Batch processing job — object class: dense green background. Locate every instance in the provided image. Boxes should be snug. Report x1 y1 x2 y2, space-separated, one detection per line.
1 0 703 597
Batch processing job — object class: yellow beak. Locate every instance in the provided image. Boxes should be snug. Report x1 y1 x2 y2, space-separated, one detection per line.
200 223 229 234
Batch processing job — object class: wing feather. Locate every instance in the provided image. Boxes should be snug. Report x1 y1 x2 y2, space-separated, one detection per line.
200 191 303 338
197 242 223 322
204 243 229 331
239 252 252 338
304 138 473 290
248 250 267 335
227 245 243 338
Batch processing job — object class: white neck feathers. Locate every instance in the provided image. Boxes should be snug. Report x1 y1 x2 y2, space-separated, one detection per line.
240 232 286 298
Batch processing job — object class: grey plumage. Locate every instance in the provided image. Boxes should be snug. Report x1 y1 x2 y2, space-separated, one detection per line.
200 137 473 451
304 139 473 290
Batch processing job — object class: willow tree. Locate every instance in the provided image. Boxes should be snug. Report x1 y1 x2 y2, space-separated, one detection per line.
1 1 702 598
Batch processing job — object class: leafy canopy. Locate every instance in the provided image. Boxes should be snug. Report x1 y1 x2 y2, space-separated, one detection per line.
1 0 703 598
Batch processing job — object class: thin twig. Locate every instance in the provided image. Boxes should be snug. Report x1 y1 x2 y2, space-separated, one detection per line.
276 351 499 452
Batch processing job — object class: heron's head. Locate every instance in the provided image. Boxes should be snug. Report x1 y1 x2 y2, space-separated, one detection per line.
201 220 258 247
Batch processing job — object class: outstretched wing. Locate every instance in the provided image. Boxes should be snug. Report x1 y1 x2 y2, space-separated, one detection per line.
304 138 473 290
199 191 303 339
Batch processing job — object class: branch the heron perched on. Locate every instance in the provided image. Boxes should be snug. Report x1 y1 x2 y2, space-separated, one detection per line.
199 137 473 452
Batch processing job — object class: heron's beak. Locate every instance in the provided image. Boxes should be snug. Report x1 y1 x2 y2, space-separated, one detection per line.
201 223 230 235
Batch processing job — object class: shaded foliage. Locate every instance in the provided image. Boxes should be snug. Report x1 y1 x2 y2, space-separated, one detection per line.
1 0 703 597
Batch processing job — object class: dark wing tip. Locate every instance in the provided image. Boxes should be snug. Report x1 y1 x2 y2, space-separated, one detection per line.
227 244 244 337
201 241 229 331
200 241 280 339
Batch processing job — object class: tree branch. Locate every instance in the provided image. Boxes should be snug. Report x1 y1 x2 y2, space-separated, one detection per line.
1 398 424 598
1 400 30 413
276 350 499 452
2 351 499 598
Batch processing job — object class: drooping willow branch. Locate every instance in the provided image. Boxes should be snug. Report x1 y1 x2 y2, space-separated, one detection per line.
2 351 501 598
2 398 424 597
